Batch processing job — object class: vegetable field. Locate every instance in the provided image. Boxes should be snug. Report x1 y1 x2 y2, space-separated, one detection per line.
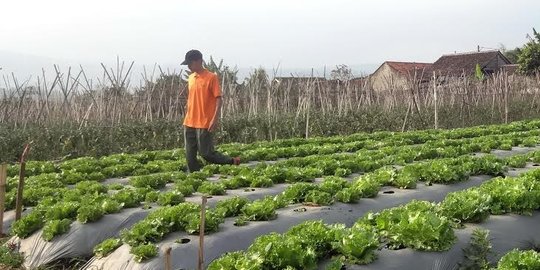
2 120 540 269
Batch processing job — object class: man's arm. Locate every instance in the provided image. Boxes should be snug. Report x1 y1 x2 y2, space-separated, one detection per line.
208 96 222 132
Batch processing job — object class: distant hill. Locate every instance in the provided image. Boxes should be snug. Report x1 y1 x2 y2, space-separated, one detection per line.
1 51 380 86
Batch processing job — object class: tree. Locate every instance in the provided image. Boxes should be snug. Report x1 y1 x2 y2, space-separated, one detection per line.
330 64 353 81
518 28 540 75
205 56 239 85
499 44 521 64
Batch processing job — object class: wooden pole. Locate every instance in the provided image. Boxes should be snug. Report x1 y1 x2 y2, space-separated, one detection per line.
433 72 438 129
164 246 172 270
198 196 207 270
504 75 509 124
401 101 412 132
15 144 31 221
0 164 7 236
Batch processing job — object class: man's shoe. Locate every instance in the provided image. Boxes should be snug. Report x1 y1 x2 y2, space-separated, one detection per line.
232 157 241 165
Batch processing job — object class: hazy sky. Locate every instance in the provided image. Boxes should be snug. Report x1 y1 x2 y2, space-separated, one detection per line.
1 0 538 78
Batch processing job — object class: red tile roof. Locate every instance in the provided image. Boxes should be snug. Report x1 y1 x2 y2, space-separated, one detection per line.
385 61 433 76
430 50 512 76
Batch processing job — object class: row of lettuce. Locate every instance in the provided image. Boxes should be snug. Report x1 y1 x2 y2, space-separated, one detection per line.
219 119 540 158
90 149 539 263
205 168 540 269
6 119 540 181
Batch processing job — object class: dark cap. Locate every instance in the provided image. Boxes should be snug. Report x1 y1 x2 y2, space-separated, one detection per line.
181 49 203 65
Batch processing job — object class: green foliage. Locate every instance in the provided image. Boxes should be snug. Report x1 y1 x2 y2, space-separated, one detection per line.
75 181 108 194
129 174 169 189
94 238 122 258
44 201 80 220
101 198 123 214
145 191 159 203
120 202 200 247
42 219 72 241
250 176 274 188
77 203 105 223
282 183 317 203
480 176 540 215
458 228 492 270
334 223 379 264
496 249 540 270
439 188 493 223
501 44 521 64
304 190 334 206
12 210 45 238
215 196 249 218
108 183 124 190
207 251 263 270
285 221 336 257
130 244 158 263
174 182 195 196
197 182 226 195
24 186 65 206
506 155 528 168
475 63 485 81
374 200 456 251
518 28 540 75
247 233 318 270
353 176 381 198
221 175 251 189
319 176 350 195
112 188 145 208
157 191 185 206
185 211 223 234
241 198 277 221
325 258 345 270
0 245 25 268
335 187 362 203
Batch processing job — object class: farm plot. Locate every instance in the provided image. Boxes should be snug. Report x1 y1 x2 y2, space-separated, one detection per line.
2 120 540 269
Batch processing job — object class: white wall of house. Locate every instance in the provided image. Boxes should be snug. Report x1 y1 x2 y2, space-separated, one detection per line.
369 63 409 92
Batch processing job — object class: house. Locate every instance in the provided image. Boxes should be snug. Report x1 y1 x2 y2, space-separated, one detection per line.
368 61 433 91
429 50 512 77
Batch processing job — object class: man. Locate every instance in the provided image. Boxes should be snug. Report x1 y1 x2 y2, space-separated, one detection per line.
181 49 240 172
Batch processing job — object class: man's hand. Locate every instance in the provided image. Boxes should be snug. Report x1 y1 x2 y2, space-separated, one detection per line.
208 118 219 132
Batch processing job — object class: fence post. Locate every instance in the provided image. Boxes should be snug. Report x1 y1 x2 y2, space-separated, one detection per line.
433 72 438 129
164 246 172 270
15 144 31 221
198 196 207 270
0 164 7 235
504 75 509 124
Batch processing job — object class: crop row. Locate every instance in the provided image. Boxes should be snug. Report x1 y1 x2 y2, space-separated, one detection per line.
218 119 540 155
7 119 540 181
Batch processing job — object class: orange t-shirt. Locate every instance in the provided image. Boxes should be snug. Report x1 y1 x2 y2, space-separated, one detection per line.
183 69 222 129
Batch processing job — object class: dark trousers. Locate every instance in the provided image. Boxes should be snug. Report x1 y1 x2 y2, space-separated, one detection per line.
184 126 232 172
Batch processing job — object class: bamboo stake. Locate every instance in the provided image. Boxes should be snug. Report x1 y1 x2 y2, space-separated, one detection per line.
433 72 438 129
0 164 7 236
15 143 31 221
164 246 172 270
504 75 509 124
198 196 207 270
